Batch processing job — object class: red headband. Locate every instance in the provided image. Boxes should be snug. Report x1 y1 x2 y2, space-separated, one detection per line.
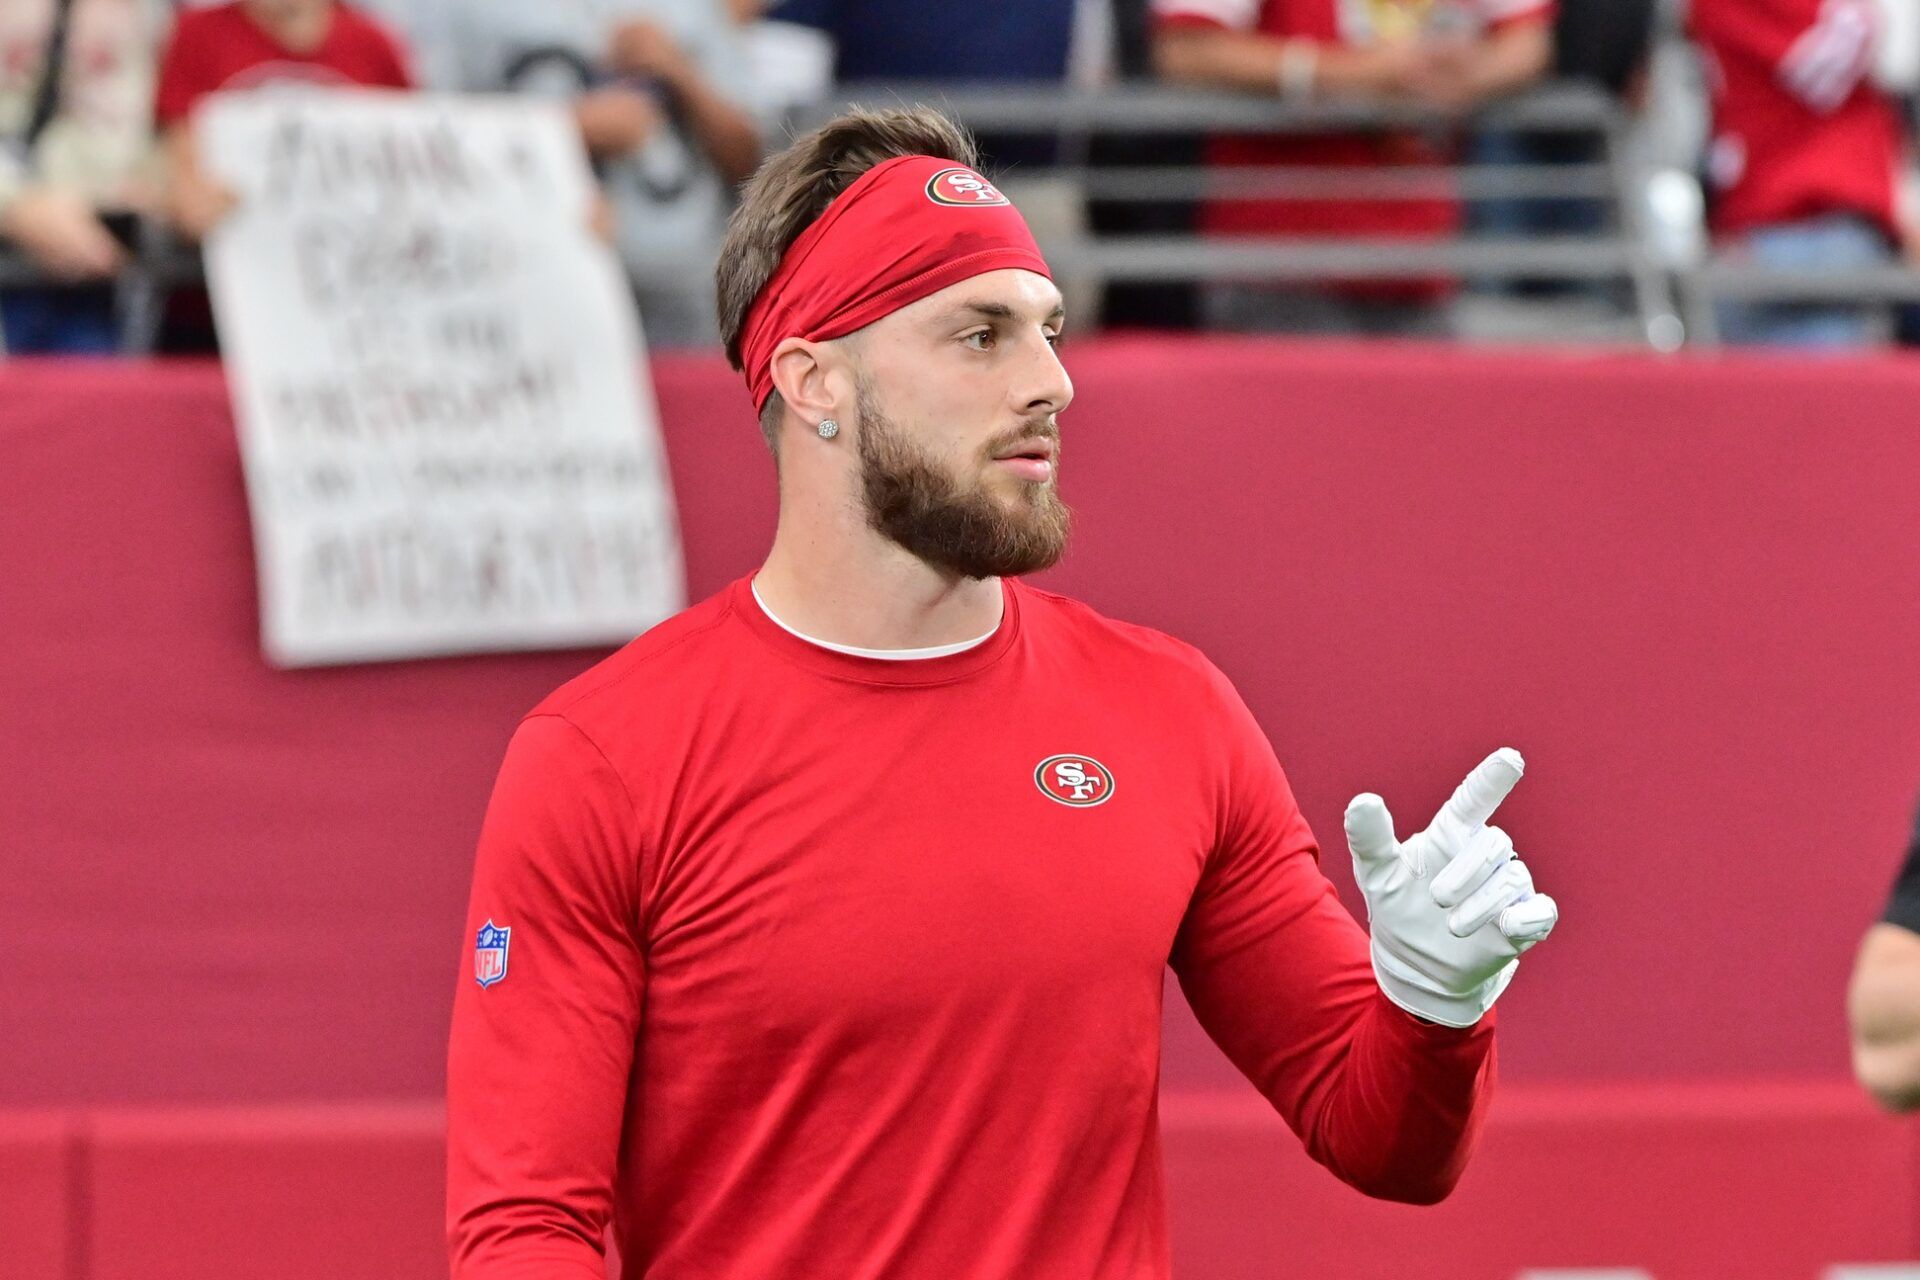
738 154 1053 413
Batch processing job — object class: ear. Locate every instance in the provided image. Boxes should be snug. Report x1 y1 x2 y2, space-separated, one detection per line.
768 336 844 431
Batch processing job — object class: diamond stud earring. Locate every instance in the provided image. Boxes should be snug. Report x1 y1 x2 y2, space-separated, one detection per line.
817 419 839 439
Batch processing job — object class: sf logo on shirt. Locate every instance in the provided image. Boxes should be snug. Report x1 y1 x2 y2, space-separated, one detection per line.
1034 755 1115 808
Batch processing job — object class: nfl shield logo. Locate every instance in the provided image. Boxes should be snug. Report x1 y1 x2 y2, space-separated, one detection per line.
474 920 510 989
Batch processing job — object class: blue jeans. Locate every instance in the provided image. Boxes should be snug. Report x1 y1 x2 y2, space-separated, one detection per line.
0 286 119 354
1715 214 1894 348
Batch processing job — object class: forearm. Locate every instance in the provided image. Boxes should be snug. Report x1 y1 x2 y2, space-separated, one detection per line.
1153 25 1408 99
160 125 233 241
1177 894 1498 1205
1298 987 1497 1203
1176 689 1536 1207
573 90 652 159
663 70 760 183
1850 923 1920 1110
1461 21 1552 102
1153 26 1285 92
448 1062 625 1277
447 1214 614 1280
0 154 24 230
161 127 195 220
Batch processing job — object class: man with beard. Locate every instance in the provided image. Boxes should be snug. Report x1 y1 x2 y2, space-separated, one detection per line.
446 106 1562 1279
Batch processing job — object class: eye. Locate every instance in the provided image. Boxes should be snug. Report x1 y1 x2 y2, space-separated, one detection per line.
962 328 995 351
1044 330 1063 349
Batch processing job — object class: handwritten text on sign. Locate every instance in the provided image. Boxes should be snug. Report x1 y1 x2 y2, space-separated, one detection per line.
202 89 684 666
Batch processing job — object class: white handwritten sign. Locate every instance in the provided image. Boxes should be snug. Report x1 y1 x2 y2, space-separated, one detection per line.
200 89 685 667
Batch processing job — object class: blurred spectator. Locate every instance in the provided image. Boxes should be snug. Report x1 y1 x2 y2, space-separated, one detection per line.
155 0 416 243
766 0 1094 175
1098 0 1209 332
1691 0 1905 346
1850 797 1920 1111
1557 0 1656 92
355 0 459 91
1151 0 1555 337
435 1 762 347
767 0 1081 84
1463 0 1656 297
0 0 161 354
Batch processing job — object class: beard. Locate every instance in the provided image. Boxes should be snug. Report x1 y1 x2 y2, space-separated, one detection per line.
854 377 1072 580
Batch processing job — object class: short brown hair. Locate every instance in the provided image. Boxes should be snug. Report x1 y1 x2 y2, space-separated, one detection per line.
717 106 980 452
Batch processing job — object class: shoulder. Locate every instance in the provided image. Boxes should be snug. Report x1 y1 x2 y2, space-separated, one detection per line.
168 2 242 40
158 4 243 99
528 581 743 731
335 3 411 52
1014 580 1234 699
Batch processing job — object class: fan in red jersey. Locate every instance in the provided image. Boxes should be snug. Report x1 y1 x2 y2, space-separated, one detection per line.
1692 0 1910 346
446 106 1562 1280
1150 0 1557 335
154 0 415 244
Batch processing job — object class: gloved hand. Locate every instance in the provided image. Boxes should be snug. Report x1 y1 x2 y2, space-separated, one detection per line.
1343 748 1559 1028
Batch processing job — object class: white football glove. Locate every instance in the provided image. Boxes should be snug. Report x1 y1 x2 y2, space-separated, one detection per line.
1343 748 1559 1029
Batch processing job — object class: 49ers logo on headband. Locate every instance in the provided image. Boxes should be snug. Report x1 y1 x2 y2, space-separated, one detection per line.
925 167 1010 207
739 154 1050 412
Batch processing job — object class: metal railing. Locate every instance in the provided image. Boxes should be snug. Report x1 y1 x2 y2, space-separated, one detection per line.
804 78 1920 347
1677 262 1920 344
5 78 1918 353
798 78 1631 135
800 79 1683 347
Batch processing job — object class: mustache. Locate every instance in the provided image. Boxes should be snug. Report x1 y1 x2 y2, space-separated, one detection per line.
980 417 1062 460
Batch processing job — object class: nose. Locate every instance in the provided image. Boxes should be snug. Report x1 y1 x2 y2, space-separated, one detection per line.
1014 332 1073 420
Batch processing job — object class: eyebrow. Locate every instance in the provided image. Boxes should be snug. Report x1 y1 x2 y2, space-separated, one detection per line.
945 300 1067 325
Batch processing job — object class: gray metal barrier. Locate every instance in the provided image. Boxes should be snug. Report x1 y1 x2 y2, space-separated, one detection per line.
798 80 1683 348
5 80 1917 353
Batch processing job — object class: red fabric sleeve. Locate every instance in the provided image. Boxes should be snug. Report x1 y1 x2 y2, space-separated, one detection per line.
1485 3 1556 35
1153 12 1233 31
154 11 213 129
446 714 645 1280
1474 0 1558 35
1149 0 1258 34
357 11 418 90
1168 670 1496 1204
1690 0 1801 69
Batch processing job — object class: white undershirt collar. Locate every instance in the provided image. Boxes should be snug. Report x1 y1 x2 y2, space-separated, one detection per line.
750 580 998 661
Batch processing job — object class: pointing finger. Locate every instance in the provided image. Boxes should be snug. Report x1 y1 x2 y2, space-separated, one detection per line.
1344 793 1399 866
1435 748 1525 838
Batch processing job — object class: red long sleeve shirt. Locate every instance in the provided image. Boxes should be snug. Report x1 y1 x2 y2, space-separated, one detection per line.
447 576 1496 1279
1691 0 1902 240
154 2 413 129
1150 0 1555 261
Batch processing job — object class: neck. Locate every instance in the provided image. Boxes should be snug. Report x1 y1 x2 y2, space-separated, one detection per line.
246 1 332 52
754 471 1004 650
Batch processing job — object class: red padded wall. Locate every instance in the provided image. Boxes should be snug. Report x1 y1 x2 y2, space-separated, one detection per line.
1161 1083 1920 1278
85 1104 445 1280
10 1086 1910 1280
0 1112 75 1280
2 342 1917 1106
